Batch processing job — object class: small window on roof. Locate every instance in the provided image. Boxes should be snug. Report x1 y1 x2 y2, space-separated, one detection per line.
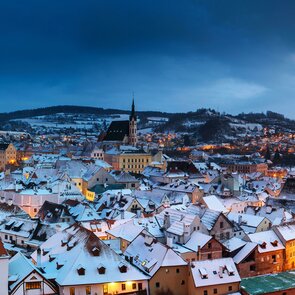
118 262 127 273
92 247 100 256
98 265 106 274
77 266 85 276
260 242 267 249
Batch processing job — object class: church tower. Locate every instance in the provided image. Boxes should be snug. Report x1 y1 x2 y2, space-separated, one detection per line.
129 98 137 146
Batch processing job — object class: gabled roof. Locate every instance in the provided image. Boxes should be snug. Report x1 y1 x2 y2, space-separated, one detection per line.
104 120 129 141
233 242 257 264
227 212 269 233
166 161 200 175
183 232 212 252
106 220 143 242
247 230 285 253
110 170 138 183
190 258 240 287
37 200 71 223
125 231 187 276
273 223 295 242
31 224 148 286
202 195 228 213
9 252 57 292
201 209 222 231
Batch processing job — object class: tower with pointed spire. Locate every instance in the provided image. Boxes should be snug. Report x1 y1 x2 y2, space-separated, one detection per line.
129 97 137 146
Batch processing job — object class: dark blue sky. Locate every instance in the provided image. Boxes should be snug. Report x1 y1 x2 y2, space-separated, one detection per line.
1 0 295 117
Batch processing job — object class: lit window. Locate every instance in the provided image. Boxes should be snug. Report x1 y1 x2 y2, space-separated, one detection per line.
26 282 41 290
86 286 91 295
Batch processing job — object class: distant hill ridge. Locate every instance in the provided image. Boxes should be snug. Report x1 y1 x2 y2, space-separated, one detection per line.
0 105 293 122
1 106 294 140
0 105 170 122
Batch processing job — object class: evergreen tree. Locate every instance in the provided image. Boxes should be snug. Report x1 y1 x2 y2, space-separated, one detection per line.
183 134 192 146
273 148 281 164
265 146 271 161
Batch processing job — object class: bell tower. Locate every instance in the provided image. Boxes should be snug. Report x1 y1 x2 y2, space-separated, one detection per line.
129 97 137 146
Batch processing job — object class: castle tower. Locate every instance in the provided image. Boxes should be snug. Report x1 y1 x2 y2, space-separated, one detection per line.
129 98 137 146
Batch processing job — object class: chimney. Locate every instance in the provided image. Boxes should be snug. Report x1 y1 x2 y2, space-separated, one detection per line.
144 234 154 246
136 209 141 218
120 209 124 219
106 194 111 206
37 247 41 268
218 266 224 278
197 245 201 260
238 215 243 225
163 211 171 230
166 236 173 248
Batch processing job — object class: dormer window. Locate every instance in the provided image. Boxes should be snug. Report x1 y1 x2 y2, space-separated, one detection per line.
97 264 106 274
77 265 85 276
67 240 76 251
42 248 50 256
56 262 64 270
61 238 67 247
271 240 278 247
199 268 208 279
91 247 100 256
260 242 267 249
225 265 235 276
49 255 56 262
118 262 127 273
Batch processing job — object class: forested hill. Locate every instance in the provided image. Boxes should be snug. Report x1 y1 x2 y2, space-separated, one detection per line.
1 106 294 141
0 105 170 122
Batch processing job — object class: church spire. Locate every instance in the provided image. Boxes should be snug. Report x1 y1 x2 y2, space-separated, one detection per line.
130 93 136 121
129 93 137 146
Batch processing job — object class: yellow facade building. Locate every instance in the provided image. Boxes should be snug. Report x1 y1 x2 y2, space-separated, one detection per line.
104 148 152 174
0 143 17 171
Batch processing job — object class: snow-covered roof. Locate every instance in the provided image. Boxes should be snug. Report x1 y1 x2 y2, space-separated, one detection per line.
222 237 246 253
190 258 241 287
227 212 269 232
106 220 144 242
233 242 257 264
247 230 285 253
31 224 148 286
202 195 228 213
9 252 53 292
124 231 187 276
183 232 212 252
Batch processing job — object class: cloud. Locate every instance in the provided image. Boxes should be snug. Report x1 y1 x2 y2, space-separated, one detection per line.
203 78 269 100
0 0 294 119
